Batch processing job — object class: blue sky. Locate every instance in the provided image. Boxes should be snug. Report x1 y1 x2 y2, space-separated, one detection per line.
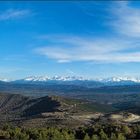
1 1 140 79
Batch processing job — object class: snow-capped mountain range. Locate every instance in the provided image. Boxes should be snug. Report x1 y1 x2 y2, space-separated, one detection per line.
18 76 140 83
23 76 87 82
1 76 140 85
98 77 140 83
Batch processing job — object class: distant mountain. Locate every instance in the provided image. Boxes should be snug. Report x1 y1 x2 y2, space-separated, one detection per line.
13 76 140 86
98 77 140 86
20 76 88 82
17 76 140 83
13 76 103 88
99 77 140 83
0 78 10 82
1 76 140 87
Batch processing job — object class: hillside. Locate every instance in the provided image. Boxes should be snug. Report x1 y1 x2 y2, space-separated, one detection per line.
0 92 140 128
0 93 115 128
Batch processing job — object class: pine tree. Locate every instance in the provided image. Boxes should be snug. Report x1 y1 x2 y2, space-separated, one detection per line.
121 125 131 135
110 133 117 140
84 133 90 140
117 133 126 140
99 129 109 140
91 134 99 140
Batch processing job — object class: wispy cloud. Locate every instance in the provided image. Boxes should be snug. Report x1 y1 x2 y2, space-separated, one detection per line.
0 9 31 20
111 1 140 37
34 35 140 63
34 1 140 63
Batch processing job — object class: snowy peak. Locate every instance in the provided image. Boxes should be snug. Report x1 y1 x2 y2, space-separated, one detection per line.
19 76 140 83
2 76 140 86
51 76 86 81
0 78 10 82
23 76 50 82
99 77 140 83
22 76 87 82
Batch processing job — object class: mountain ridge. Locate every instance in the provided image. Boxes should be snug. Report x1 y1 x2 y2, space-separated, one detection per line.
1 76 140 87
1 75 140 82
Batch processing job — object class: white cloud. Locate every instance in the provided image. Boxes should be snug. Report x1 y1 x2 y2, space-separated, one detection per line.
111 1 140 37
0 9 30 20
34 35 140 63
58 60 71 63
35 2 140 63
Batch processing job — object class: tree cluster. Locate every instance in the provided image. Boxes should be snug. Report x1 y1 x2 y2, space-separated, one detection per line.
1 123 140 140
